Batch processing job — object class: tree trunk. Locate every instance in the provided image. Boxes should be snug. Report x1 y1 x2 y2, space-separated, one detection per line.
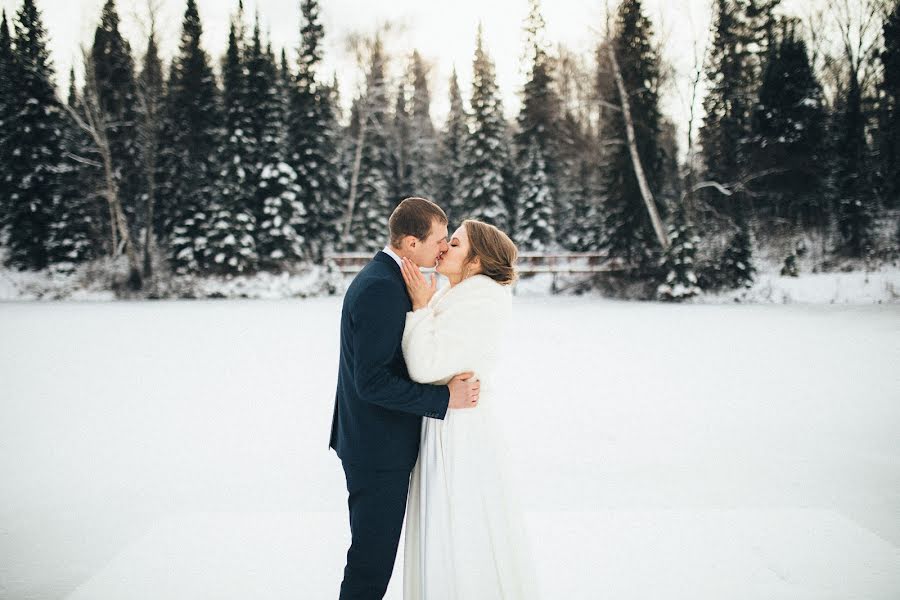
102 152 142 290
142 164 155 277
607 44 670 251
107 200 118 256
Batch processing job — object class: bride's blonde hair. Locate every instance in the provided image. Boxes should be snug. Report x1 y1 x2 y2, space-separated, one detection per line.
460 219 519 286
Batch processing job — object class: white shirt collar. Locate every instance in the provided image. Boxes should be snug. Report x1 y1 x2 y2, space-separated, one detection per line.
381 245 403 269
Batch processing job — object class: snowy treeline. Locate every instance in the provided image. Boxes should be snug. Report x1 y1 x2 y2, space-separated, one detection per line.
0 0 898 299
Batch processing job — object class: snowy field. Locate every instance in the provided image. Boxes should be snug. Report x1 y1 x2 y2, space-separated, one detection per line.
1 296 899 599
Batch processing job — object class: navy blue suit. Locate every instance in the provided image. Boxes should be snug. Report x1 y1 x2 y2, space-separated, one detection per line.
330 250 450 599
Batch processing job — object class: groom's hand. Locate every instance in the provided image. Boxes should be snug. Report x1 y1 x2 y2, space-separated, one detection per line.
448 372 480 409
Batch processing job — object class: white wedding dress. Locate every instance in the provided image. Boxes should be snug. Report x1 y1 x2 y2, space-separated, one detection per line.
401 274 538 600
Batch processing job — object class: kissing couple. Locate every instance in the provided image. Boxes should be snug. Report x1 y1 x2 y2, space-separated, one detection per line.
329 196 539 599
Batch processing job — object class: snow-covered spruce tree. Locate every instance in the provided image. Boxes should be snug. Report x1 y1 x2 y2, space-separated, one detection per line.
595 0 667 273
158 0 222 274
656 205 701 301
0 9 15 242
257 160 306 267
742 0 782 80
243 14 268 194
517 0 559 158
555 47 602 251
699 0 755 206
880 0 900 208
47 68 101 265
458 24 511 230
5 0 67 270
345 36 393 252
833 67 874 258
748 18 827 226
406 51 439 200
389 80 412 200
288 0 343 261
514 0 559 249
90 0 142 241
719 209 755 288
515 138 555 251
203 14 257 276
254 39 307 268
437 67 468 223
556 111 601 251
698 0 758 288
136 22 164 276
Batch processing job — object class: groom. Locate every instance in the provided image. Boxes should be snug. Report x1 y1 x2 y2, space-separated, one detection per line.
329 197 481 599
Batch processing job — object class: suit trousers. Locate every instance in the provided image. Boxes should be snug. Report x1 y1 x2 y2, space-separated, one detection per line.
339 460 412 599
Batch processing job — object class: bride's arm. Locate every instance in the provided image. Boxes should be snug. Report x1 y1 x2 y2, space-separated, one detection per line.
402 295 499 383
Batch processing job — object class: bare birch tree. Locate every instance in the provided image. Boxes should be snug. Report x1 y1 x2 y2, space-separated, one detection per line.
605 42 670 251
64 47 142 290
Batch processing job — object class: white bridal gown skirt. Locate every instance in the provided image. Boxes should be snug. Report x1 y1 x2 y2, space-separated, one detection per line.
403 396 538 599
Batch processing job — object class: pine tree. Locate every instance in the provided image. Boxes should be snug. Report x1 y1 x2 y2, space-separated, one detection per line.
0 10 14 242
834 69 874 257
699 0 754 197
719 210 755 288
516 0 560 181
748 18 827 226
257 160 306 266
513 0 560 249
458 24 510 230
437 67 468 223
697 0 759 288
203 13 257 275
5 0 67 270
389 80 412 199
243 14 268 191
880 0 900 207
742 0 782 78
406 51 439 199
137 22 164 275
158 0 223 274
288 0 343 260
346 36 393 251
596 0 667 270
515 138 555 250
656 205 701 301
48 68 100 265
556 111 601 251
255 39 307 267
90 0 142 241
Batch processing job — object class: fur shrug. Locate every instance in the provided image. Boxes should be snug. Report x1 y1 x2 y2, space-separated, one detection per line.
401 274 512 389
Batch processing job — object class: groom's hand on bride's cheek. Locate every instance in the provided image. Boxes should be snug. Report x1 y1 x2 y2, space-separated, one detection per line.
448 372 480 409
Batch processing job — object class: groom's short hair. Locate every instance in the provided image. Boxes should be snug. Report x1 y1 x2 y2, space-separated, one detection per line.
388 197 448 248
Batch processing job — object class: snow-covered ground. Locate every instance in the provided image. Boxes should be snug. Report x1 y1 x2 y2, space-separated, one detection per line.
1 296 899 599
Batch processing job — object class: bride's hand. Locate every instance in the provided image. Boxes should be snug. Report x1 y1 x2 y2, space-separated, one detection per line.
400 256 436 310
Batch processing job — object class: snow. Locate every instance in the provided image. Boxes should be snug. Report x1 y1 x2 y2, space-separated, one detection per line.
693 268 900 304
1 296 898 599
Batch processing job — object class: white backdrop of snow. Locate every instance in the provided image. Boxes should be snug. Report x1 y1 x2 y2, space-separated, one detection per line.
0 294 898 599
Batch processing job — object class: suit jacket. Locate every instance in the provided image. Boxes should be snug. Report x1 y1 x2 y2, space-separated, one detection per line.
329 251 450 470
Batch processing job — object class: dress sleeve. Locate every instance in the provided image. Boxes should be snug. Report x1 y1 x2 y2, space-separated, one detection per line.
401 286 506 384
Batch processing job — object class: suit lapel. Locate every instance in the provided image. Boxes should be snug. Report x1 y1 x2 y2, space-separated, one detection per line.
373 250 403 282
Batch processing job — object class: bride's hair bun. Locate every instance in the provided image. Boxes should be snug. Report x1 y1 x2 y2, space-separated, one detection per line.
461 220 519 286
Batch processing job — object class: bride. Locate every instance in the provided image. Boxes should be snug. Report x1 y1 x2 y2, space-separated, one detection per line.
398 219 538 599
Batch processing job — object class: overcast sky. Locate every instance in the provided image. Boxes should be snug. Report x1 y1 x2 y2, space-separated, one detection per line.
1 0 815 152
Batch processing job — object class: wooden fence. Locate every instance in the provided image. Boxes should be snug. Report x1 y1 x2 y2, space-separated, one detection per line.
324 251 632 293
